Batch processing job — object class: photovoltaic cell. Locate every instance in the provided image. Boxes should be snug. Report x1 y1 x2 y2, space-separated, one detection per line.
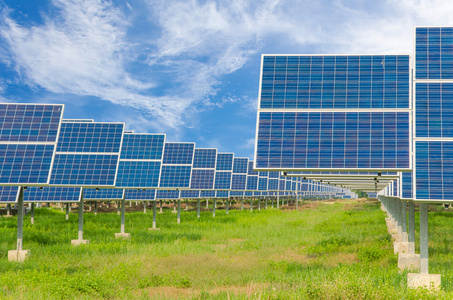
258 177 268 191
24 187 82 202
0 104 63 142
247 161 259 175
125 189 156 201
255 112 410 170
190 169 215 189
162 143 195 165
120 134 165 160
0 144 55 184
216 153 234 171
231 174 247 190
230 191 244 197
159 165 191 188
401 172 413 199
57 123 123 153
83 188 125 200
246 176 258 190
215 191 229 198
50 154 118 186
0 186 20 203
415 27 453 80
214 171 232 190
156 190 180 199
201 190 216 198
233 158 248 174
268 179 279 190
260 55 410 109
193 149 217 169
116 161 161 188
181 190 200 198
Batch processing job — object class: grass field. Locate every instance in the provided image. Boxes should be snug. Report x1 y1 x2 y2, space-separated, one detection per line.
1 199 453 299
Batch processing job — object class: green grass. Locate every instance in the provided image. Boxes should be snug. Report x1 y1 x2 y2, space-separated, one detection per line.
1 200 453 299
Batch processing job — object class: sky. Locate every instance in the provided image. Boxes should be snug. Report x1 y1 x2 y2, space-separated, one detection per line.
1 0 453 159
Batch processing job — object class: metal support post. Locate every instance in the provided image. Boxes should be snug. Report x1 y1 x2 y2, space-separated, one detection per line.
30 203 35 225
152 200 158 229
213 199 216 218
420 203 428 274
250 198 253 212
226 198 229 214
143 201 147 214
121 198 126 234
17 187 24 251
95 201 98 216
241 198 244 210
197 199 200 218
177 200 181 224
402 201 408 242
66 203 70 220
409 201 415 254
277 194 280 208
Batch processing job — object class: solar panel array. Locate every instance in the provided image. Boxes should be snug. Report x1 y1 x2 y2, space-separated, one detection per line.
160 143 195 189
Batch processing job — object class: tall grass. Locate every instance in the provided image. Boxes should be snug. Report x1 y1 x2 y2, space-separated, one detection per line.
1 199 452 299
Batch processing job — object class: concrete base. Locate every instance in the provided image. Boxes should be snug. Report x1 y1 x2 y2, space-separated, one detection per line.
158 212 164 214
71 239 89 246
148 228 161 231
394 241 409 254
8 250 30 262
3 215 12 218
407 273 441 290
398 253 420 272
171 211 177 214
115 233 131 239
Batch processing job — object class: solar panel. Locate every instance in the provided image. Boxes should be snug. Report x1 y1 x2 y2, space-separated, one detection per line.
268 179 279 190
246 176 258 190
415 27 453 80
216 153 234 171
0 104 64 185
160 142 195 189
162 143 195 165
156 190 180 199
116 161 161 188
181 190 200 198
0 186 20 203
193 148 217 169
201 190 216 198
247 161 259 176
215 191 229 198
230 191 244 197
62 119 94 123
125 189 156 201
83 188 125 200
49 121 124 187
190 169 215 189
233 158 248 174
24 187 82 202
258 177 268 191
414 27 453 202
232 174 247 190
254 55 411 172
400 171 413 199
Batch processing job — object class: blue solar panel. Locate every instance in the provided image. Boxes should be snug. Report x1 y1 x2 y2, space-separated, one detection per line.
57 123 123 153
258 177 268 191
0 186 20 203
125 189 156 201
193 148 217 169
216 153 234 171
83 188 125 200
259 171 268 177
231 174 247 190
392 179 399 198
268 172 279 178
230 191 244 197
0 144 55 184
159 165 191 188
116 161 161 188
268 179 279 190
215 191 229 198
247 161 259 175
246 176 258 190
414 141 453 200
260 55 410 109
24 187 82 202
200 190 215 198
415 27 453 80
214 171 232 190
245 191 253 196
0 104 63 142
181 190 200 198
190 169 215 189
62 119 93 123
120 133 165 160
255 112 410 170
254 191 261 196
50 154 118 186
162 143 195 165
233 158 248 174
415 83 453 138
279 179 285 190
156 190 180 199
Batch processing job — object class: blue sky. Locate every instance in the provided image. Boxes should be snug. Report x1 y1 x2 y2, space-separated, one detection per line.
0 0 452 158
